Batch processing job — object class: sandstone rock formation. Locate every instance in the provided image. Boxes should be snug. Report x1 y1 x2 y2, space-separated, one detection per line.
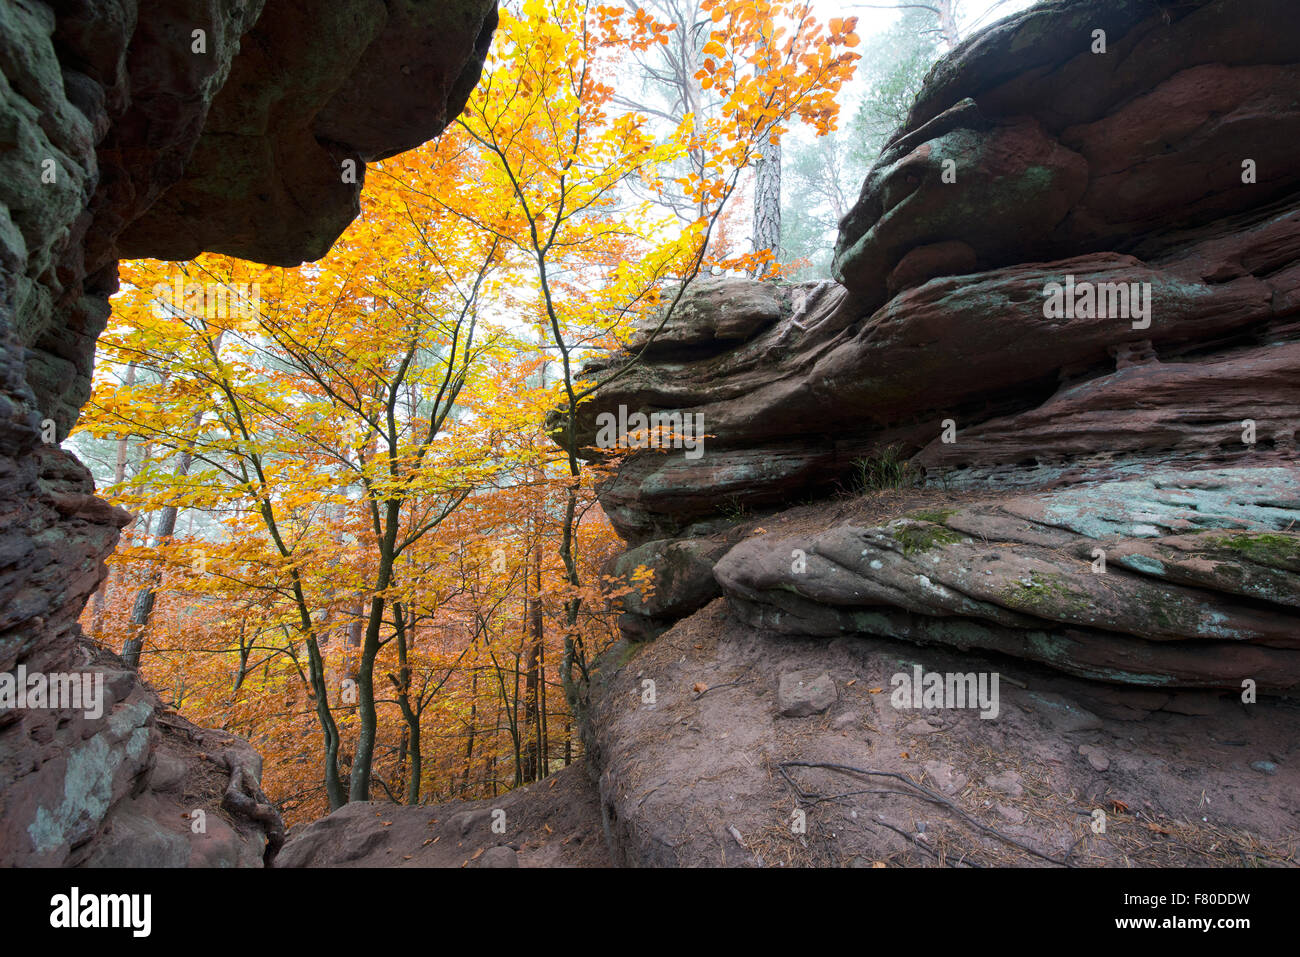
717 468 1300 690
573 0 1300 695
1 0 496 866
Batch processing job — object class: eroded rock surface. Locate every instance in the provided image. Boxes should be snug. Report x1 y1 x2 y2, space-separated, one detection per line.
716 468 1300 691
571 0 1300 546
0 0 497 866
571 0 1298 702
585 602 1298 867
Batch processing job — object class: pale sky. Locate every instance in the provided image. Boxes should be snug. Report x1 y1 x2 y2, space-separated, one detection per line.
824 0 1037 39
799 0 1039 126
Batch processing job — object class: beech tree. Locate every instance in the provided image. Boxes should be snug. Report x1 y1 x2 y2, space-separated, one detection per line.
84 134 509 808
451 0 858 721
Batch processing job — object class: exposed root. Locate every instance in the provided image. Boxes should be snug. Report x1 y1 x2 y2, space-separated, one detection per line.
221 750 286 865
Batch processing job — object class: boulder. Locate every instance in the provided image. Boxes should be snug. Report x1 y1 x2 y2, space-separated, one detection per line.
778 670 837 717
609 536 735 641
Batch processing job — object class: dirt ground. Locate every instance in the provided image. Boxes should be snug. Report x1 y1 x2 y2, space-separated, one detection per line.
586 600 1299 868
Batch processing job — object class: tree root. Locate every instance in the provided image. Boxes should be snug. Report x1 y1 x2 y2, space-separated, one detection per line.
778 760 1071 867
221 750 286 865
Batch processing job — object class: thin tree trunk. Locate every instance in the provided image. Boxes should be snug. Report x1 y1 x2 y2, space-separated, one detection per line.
90 362 138 637
462 670 478 793
233 620 251 693
752 135 781 277
522 538 543 781
389 601 423 804
348 498 400 803
537 569 548 779
121 446 192 668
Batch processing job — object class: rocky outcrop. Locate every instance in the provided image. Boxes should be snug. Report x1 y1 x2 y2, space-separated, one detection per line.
562 0 1300 867
2 638 283 867
275 763 609 868
573 0 1300 544
571 0 1299 695
716 468 1300 691
1 0 496 866
115 0 497 266
576 200 1300 544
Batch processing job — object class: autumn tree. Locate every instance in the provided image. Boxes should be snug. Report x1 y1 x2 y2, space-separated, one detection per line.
782 5 951 275
612 0 859 275
82 130 510 808
450 0 858 723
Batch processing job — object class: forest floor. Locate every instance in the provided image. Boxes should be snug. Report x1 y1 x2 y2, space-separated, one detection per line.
279 592 1298 867
586 600 1299 867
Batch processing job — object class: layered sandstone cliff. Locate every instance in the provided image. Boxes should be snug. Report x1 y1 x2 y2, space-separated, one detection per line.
575 0 1300 693
0 0 496 866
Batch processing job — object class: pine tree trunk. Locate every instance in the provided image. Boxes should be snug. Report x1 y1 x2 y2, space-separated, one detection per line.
936 0 961 48
90 361 137 638
120 447 191 668
752 136 782 277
